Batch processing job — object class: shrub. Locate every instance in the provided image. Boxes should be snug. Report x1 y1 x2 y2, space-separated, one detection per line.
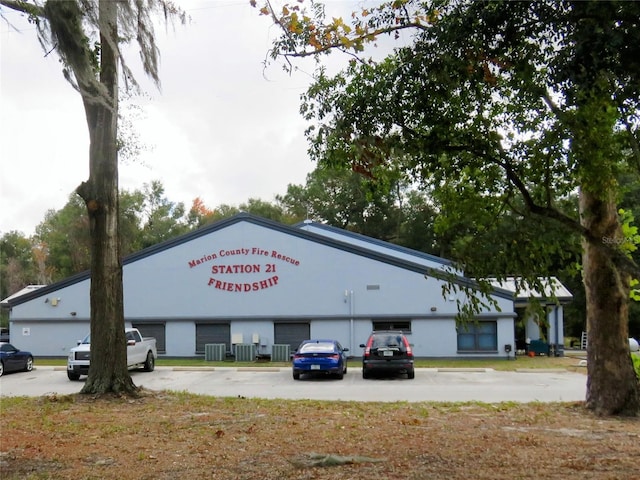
632 353 640 381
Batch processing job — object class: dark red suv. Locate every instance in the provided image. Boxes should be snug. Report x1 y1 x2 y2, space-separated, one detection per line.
360 331 415 379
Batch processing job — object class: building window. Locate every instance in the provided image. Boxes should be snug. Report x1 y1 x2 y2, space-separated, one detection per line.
195 323 231 354
372 321 412 333
132 323 166 354
457 321 497 352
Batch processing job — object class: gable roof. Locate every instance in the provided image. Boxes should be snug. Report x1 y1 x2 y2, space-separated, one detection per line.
490 277 573 304
0 285 47 308
294 220 455 270
5 213 513 307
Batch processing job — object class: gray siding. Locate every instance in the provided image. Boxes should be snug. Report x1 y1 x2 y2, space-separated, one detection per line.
6 214 517 358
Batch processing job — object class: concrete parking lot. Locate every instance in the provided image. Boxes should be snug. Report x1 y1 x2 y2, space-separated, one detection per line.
0 366 587 403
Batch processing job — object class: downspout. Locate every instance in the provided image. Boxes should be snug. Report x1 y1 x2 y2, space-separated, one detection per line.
349 290 355 353
554 306 560 357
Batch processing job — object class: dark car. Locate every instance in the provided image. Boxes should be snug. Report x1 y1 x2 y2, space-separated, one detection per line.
292 339 349 380
0 342 34 377
360 331 414 379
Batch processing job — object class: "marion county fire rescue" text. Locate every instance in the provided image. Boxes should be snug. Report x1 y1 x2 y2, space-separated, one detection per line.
187 246 300 292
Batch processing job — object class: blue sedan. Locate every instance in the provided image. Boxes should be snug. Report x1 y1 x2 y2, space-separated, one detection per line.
0 342 34 377
292 339 349 380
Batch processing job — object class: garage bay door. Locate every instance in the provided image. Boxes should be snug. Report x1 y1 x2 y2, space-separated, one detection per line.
196 323 231 355
274 322 310 353
132 323 166 354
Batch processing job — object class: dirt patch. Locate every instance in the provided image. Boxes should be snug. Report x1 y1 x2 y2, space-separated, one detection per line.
1 390 638 479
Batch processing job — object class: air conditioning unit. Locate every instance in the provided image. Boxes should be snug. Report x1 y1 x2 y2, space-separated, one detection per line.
271 344 291 362
234 344 256 362
205 343 225 361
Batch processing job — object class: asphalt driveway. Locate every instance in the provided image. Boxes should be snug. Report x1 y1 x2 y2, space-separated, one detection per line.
0 366 587 403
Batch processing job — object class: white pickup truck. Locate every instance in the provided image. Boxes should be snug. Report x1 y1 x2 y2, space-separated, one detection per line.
67 328 157 380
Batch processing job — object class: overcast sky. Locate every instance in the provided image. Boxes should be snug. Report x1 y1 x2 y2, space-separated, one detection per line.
0 0 368 236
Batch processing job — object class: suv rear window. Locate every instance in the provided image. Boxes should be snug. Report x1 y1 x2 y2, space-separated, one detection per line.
371 333 407 350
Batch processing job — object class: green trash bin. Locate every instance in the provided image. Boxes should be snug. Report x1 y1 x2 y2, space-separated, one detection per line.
528 339 550 356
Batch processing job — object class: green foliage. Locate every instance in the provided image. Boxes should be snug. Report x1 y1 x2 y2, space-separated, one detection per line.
34 194 90 281
618 209 640 256
632 354 640 381
0 231 38 321
138 180 189 249
238 198 289 223
266 0 640 294
278 164 443 253
618 209 640 301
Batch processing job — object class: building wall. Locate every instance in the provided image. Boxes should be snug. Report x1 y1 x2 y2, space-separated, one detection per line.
165 321 196 357
9 281 90 321
10 316 516 359
6 216 516 359
9 320 89 357
121 221 471 319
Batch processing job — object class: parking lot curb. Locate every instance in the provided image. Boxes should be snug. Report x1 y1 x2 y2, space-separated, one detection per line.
515 368 569 373
237 367 281 372
172 367 217 371
436 368 493 373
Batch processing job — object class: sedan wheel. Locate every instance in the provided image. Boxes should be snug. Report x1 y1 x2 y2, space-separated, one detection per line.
0 361 4 377
25 356 34 372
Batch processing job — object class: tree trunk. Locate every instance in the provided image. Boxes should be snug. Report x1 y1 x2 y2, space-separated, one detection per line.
77 0 137 395
581 189 640 415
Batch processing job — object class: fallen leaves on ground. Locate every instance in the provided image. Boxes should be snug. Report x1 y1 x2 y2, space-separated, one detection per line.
0 390 638 479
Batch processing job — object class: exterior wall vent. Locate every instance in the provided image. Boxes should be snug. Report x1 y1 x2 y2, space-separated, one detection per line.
271 344 291 362
366 284 380 290
205 343 225 361
235 344 256 362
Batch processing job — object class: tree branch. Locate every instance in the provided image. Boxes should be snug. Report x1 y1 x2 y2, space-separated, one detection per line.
497 149 640 280
401 120 640 279
621 114 640 173
261 0 427 62
0 0 44 17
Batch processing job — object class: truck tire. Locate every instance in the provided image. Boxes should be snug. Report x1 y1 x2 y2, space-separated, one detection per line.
143 351 155 372
67 370 80 381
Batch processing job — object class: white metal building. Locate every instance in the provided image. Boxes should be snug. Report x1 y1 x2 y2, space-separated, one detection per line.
4 213 522 359
492 278 573 356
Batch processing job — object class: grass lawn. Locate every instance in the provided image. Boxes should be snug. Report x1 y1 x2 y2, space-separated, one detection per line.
36 353 586 372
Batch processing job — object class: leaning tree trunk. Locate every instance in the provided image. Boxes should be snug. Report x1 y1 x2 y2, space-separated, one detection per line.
569 0 640 416
76 0 137 395
581 189 640 416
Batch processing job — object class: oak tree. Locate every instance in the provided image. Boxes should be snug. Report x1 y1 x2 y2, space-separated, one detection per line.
258 0 640 415
0 0 184 395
